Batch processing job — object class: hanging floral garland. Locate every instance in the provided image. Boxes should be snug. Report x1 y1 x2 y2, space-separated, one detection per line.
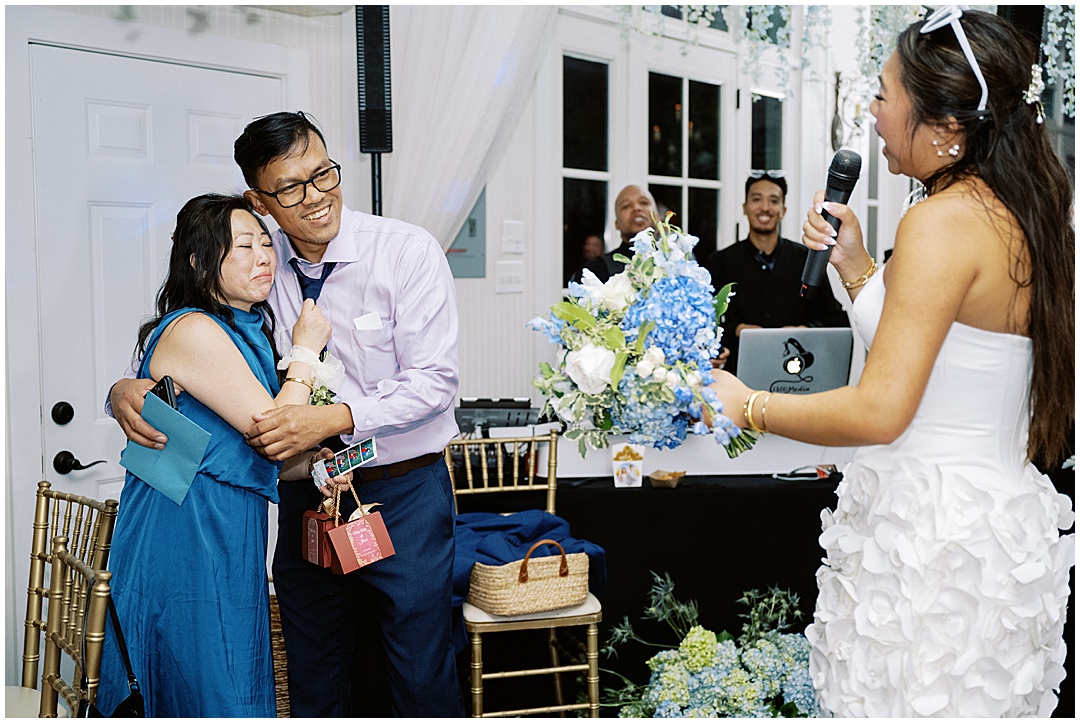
1042 5 1075 118
614 5 724 56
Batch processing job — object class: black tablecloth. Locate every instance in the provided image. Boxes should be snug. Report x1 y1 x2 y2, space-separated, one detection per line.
557 474 839 709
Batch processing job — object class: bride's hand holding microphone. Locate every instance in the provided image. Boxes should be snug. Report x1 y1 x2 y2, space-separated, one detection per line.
802 191 875 299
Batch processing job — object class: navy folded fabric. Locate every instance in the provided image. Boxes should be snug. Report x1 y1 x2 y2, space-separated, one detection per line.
453 509 607 606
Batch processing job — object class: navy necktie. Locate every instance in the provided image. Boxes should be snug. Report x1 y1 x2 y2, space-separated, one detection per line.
289 258 336 302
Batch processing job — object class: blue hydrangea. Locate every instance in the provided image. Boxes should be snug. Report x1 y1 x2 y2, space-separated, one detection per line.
613 373 690 449
621 276 719 375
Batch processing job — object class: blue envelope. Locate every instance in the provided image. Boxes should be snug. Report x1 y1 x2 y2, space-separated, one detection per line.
119 392 211 506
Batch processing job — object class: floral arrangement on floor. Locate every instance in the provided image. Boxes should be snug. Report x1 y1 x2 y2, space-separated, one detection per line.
602 573 821 718
528 215 757 457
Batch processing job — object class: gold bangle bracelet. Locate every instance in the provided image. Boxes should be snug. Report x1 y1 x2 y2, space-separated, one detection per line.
284 376 314 392
759 393 772 434
744 391 766 434
841 258 878 289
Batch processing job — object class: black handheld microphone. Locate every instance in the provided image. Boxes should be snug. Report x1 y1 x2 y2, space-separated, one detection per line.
800 150 862 298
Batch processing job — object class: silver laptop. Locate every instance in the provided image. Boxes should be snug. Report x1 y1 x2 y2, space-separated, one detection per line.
736 328 853 394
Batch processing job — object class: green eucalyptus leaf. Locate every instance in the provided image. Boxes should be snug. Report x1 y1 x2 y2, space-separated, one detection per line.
552 301 596 331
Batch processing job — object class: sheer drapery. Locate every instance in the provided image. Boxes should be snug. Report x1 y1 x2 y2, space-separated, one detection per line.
385 5 556 249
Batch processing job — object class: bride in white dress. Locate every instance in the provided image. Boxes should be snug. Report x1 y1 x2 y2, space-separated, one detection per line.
710 8 1074 717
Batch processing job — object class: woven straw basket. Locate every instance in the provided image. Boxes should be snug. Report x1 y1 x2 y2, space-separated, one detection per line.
467 538 589 616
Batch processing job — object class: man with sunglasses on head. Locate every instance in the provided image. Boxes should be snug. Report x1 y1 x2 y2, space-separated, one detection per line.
706 171 849 374
109 111 464 717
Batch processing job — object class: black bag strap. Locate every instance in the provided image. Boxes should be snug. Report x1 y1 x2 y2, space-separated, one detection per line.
79 592 141 715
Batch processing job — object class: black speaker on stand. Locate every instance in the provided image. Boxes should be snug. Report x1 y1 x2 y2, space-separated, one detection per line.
357 5 392 216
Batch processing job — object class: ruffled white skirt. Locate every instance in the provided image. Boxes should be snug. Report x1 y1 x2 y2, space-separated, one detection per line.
805 458 1074 717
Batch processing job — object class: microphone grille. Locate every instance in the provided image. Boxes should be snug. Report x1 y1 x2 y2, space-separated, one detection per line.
828 149 862 189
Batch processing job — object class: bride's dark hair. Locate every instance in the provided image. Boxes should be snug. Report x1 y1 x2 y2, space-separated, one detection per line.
895 10 1074 467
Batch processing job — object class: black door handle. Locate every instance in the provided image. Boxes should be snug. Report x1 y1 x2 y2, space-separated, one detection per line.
53 451 107 475
51 401 75 425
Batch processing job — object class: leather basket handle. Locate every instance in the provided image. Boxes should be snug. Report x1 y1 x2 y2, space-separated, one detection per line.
519 538 569 583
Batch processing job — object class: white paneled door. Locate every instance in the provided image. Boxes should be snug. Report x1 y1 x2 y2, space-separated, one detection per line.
21 43 282 616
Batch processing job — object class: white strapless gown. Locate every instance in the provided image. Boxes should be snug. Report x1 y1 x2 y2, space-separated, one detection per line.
805 270 1075 717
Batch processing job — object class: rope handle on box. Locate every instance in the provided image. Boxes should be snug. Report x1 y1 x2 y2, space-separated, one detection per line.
519 538 570 583
330 480 368 527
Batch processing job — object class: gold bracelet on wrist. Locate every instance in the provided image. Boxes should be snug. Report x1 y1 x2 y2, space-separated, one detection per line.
840 258 878 289
759 393 772 434
284 376 314 392
744 391 766 434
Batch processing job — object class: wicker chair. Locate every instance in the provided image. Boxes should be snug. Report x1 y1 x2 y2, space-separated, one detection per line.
5 481 118 718
445 430 602 718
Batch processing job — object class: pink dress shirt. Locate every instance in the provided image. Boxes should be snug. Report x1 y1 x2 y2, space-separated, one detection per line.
268 205 460 465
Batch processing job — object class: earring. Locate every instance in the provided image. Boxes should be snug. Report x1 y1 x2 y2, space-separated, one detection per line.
933 139 943 157
948 144 960 157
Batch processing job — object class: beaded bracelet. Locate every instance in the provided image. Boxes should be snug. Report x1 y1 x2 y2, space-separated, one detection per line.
841 258 878 290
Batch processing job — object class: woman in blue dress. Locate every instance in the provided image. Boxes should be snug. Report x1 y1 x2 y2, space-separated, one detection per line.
97 194 342 717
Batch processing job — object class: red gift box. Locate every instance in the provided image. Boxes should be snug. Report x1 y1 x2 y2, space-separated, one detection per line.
327 510 396 575
302 509 335 568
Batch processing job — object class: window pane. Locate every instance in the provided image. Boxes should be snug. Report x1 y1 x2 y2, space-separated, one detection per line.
751 95 783 170
563 56 608 171
710 7 728 31
660 5 681 20
688 187 718 266
563 178 608 284
649 72 683 177
649 183 682 226
689 80 720 180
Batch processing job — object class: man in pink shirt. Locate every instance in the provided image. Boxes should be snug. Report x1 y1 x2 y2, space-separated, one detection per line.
110 111 463 717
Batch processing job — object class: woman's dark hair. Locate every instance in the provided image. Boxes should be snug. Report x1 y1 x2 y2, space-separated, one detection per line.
135 194 278 363
895 10 1074 466
234 111 328 189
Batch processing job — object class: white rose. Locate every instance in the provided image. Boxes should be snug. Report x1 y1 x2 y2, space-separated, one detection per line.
685 371 702 388
651 367 667 383
636 359 655 378
564 343 616 396
665 370 679 388
597 272 636 312
645 346 665 366
579 269 636 312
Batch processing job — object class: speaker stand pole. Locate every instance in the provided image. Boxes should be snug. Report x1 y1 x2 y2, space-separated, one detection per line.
371 151 382 217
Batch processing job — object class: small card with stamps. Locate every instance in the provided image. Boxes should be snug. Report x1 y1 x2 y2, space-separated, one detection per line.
312 437 377 486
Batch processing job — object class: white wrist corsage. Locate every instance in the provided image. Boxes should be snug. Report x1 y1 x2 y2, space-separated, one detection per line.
278 346 345 406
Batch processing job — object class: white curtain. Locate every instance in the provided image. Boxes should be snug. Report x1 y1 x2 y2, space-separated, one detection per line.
385 5 556 249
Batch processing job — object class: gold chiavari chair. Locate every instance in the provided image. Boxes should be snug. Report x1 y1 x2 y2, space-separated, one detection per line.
38 535 113 717
445 429 602 718
5 481 118 717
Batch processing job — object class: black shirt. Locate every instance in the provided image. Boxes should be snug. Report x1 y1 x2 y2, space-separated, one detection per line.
706 237 849 374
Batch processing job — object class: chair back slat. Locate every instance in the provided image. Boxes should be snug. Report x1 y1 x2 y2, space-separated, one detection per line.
445 430 559 515
39 534 113 718
21 481 118 689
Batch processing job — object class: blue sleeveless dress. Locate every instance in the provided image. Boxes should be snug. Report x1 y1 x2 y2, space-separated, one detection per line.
97 307 281 717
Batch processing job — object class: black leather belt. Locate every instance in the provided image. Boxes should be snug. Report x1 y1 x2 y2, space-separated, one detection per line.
355 452 442 483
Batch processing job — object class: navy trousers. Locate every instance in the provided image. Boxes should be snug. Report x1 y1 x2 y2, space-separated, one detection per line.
273 458 464 717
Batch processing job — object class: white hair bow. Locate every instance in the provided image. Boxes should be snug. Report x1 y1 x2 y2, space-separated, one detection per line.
920 5 988 116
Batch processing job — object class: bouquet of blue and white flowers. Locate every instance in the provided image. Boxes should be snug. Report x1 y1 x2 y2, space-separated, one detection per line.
528 215 757 457
604 575 821 718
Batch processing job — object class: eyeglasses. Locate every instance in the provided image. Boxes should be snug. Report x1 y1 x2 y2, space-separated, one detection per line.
253 162 342 208
919 5 988 117
748 169 785 179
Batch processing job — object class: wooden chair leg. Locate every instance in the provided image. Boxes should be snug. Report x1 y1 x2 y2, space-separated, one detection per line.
469 631 484 718
548 628 566 715
586 623 599 717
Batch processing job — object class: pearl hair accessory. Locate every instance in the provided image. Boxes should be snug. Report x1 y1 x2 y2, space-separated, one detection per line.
1024 64 1046 125
948 144 960 157
933 139 942 157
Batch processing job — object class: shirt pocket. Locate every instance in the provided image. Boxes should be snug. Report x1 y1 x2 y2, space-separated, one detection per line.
349 322 398 384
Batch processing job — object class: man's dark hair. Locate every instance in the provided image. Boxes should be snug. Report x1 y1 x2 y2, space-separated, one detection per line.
744 174 787 201
234 111 328 189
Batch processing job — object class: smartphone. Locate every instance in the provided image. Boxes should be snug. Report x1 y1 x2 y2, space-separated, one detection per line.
150 376 177 410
